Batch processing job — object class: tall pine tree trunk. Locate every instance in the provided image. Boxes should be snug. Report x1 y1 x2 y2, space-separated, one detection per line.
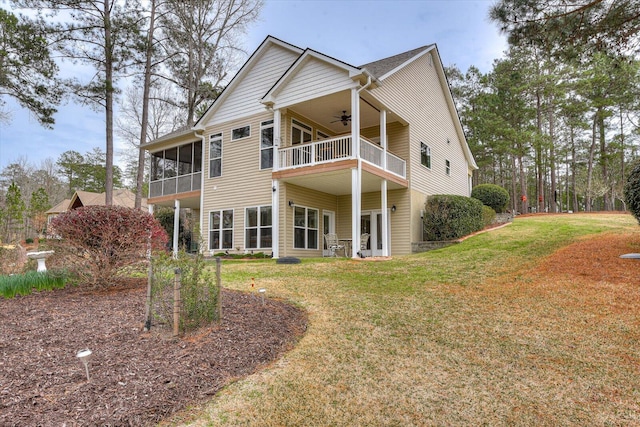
136 0 157 209
104 0 114 205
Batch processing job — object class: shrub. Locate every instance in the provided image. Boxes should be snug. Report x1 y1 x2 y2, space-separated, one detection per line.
482 205 496 228
471 184 510 213
49 206 168 288
25 238 34 244
423 195 484 241
624 159 640 225
151 250 220 332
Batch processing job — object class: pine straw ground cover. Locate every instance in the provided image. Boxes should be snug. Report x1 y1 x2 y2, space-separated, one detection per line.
182 213 640 426
0 284 306 426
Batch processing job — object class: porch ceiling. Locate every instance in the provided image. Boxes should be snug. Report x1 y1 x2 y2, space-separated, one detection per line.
279 168 407 196
291 91 401 134
148 192 201 210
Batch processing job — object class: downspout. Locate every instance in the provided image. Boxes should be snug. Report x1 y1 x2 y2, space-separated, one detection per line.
195 129 206 254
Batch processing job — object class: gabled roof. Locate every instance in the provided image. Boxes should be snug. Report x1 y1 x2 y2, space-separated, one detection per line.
45 199 70 215
360 45 435 80
141 125 193 148
261 47 371 105
194 36 304 130
67 189 147 211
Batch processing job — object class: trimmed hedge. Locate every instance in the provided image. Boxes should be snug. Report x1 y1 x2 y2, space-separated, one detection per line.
423 195 484 241
624 158 640 225
482 205 497 227
471 184 510 213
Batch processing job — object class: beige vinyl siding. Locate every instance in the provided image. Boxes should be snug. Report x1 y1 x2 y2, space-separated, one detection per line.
369 52 470 198
211 44 300 126
275 57 356 108
279 183 337 258
201 111 275 253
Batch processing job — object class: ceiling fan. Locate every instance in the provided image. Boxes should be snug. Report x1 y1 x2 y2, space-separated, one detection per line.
331 110 351 126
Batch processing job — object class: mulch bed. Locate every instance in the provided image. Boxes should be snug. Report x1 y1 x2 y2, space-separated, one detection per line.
0 280 307 426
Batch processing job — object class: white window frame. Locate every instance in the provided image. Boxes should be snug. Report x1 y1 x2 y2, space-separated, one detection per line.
291 118 312 145
209 133 222 178
245 205 272 249
260 120 274 170
231 125 251 141
317 130 329 140
420 142 431 169
445 159 451 176
209 209 234 251
293 205 318 250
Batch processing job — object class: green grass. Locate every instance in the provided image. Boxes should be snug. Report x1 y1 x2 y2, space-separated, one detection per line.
0 270 67 298
174 213 640 426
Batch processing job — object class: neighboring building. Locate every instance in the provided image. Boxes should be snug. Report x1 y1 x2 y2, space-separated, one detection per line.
46 189 147 225
143 36 477 258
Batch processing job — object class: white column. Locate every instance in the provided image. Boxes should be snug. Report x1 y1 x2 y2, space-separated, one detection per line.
351 87 362 258
173 199 180 258
380 109 387 170
273 108 281 171
271 179 279 259
351 167 360 258
381 179 389 257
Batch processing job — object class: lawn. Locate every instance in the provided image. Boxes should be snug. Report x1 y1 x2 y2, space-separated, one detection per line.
175 213 640 426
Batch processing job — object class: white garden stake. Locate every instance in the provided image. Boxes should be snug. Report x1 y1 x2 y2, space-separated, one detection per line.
76 349 92 381
259 288 266 306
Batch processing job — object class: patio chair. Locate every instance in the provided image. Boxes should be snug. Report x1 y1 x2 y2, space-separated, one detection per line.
358 233 370 258
323 233 345 257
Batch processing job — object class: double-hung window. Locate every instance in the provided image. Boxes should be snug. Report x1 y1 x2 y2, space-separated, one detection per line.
209 133 222 178
445 159 451 176
245 206 272 249
209 209 233 250
260 120 274 169
293 206 318 249
420 142 431 169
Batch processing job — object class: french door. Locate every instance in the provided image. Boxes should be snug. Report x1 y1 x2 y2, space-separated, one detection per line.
360 210 389 257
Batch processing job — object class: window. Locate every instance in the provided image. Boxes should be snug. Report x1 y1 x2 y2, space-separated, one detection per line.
232 125 250 140
291 119 312 145
260 120 274 169
209 209 233 250
420 142 431 169
317 130 329 140
446 159 451 176
294 206 318 249
209 133 222 178
245 206 272 249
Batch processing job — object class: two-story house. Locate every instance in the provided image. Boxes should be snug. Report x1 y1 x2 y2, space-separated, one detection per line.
143 36 477 259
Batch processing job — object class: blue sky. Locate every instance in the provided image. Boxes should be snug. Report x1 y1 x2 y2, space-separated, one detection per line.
0 0 506 172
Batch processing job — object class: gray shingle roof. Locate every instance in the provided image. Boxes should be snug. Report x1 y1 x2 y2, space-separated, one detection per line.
360 45 434 79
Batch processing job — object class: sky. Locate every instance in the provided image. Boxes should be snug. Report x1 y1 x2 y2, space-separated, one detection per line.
0 0 507 173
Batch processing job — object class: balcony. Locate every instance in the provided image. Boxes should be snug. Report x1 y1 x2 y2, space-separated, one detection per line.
149 172 202 198
277 136 406 179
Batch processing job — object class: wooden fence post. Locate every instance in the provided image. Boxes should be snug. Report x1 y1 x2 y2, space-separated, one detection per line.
216 257 222 321
173 268 181 337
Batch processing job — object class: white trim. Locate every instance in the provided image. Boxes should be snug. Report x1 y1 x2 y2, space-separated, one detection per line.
195 36 303 130
378 45 435 81
292 205 319 250
244 205 273 250
231 124 251 141
208 208 234 252
209 133 223 178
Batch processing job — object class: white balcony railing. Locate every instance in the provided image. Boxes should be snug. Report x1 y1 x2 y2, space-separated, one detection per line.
149 171 202 198
277 136 406 179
